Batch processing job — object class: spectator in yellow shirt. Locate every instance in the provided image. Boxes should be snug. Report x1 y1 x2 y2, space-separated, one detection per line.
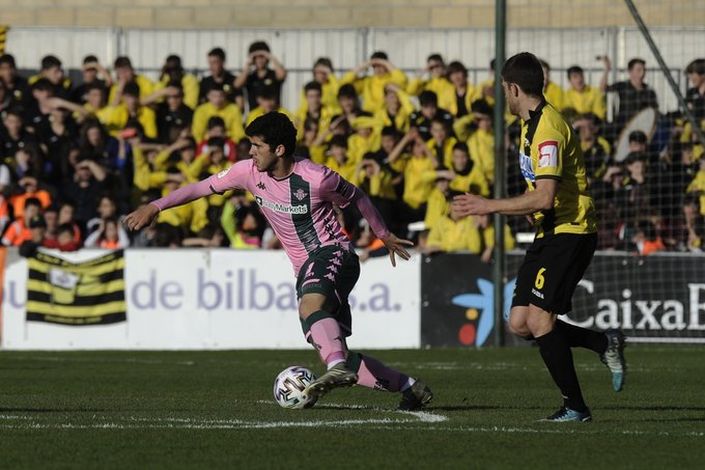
245 88 293 127
348 114 382 164
297 58 340 117
447 61 478 118
563 66 606 120
99 82 157 139
424 174 452 231
154 55 199 110
466 99 495 184
426 118 457 169
442 142 490 197
374 83 413 134
294 81 333 141
192 82 245 143
687 158 705 215
540 59 565 110
324 135 359 185
341 51 407 113
388 129 437 222
573 113 612 179
407 54 456 112
108 56 154 104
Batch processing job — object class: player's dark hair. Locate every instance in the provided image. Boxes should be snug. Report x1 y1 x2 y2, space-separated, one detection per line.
419 90 438 107
248 41 270 55
686 58 705 76
447 61 468 77
501 52 544 97
41 55 62 70
245 112 297 158
114 56 133 69
627 58 646 70
370 51 388 61
0 54 16 68
208 47 226 61
304 81 322 94
567 65 584 78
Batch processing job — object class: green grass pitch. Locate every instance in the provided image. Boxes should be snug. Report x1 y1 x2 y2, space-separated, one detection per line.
0 346 704 468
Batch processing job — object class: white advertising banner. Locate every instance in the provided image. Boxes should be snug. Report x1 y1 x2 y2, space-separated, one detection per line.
2 249 421 350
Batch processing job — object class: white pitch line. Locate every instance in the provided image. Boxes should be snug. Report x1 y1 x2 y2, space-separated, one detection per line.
256 400 448 423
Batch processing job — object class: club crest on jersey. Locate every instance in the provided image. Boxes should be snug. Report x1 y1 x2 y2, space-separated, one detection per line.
256 181 266 190
254 195 308 215
293 188 308 201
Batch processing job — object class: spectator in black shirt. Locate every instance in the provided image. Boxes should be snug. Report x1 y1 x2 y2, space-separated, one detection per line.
155 82 193 144
70 55 112 104
0 54 32 109
685 58 705 121
32 55 71 100
409 90 453 141
1 108 37 159
234 41 287 112
61 158 107 225
199 47 243 108
600 57 658 129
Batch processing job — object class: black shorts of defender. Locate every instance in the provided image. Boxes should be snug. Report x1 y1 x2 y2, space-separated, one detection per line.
511 233 597 316
296 245 361 338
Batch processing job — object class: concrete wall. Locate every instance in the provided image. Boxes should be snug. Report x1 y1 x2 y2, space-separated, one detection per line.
1 0 704 29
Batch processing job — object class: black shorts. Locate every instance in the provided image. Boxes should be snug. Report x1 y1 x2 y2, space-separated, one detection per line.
296 244 360 336
511 232 597 316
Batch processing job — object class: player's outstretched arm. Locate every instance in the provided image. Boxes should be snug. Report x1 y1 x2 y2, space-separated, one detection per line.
451 178 557 218
123 178 214 231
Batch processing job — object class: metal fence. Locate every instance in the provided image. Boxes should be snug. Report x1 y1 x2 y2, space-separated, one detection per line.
6 26 703 112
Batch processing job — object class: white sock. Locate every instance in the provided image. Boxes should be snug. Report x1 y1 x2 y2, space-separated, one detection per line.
327 358 345 370
400 377 417 392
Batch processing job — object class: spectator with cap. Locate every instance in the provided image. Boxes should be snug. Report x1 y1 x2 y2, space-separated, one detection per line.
18 213 49 257
341 51 408 113
234 41 287 113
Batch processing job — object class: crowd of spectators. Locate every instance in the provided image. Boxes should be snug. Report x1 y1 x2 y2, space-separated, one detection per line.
0 41 703 258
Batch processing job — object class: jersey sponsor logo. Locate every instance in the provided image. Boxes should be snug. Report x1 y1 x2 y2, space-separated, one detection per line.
293 188 308 201
519 152 535 182
216 167 231 178
538 141 558 168
255 195 308 215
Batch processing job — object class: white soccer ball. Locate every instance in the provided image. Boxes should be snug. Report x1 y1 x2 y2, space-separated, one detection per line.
273 366 318 409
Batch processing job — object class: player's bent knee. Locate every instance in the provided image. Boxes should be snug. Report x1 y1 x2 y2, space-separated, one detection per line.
508 307 531 337
525 304 556 337
298 293 327 318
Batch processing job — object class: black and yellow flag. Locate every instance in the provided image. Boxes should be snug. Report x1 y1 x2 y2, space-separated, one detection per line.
26 250 126 326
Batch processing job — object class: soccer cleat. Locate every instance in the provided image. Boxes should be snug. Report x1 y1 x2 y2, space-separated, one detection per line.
539 406 592 423
600 329 627 392
398 379 434 411
305 363 358 399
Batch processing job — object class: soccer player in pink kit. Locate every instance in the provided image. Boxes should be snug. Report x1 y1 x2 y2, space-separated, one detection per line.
124 112 433 410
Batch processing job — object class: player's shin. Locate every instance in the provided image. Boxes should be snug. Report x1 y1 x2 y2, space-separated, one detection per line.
345 352 413 392
536 328 588 412
304 311 347 369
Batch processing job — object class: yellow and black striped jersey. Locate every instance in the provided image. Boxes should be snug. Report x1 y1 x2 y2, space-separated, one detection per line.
519 101 597 237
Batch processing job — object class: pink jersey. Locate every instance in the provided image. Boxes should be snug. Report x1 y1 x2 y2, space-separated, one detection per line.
207 158 365 275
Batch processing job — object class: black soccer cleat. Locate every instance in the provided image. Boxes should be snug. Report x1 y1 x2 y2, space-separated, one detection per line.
398 379 434 411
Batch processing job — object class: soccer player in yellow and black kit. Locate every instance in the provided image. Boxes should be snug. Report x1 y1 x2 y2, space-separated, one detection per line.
452 52 626 422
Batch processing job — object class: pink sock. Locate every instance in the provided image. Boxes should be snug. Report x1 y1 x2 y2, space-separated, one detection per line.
308 317 346 367
355 354 408 392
